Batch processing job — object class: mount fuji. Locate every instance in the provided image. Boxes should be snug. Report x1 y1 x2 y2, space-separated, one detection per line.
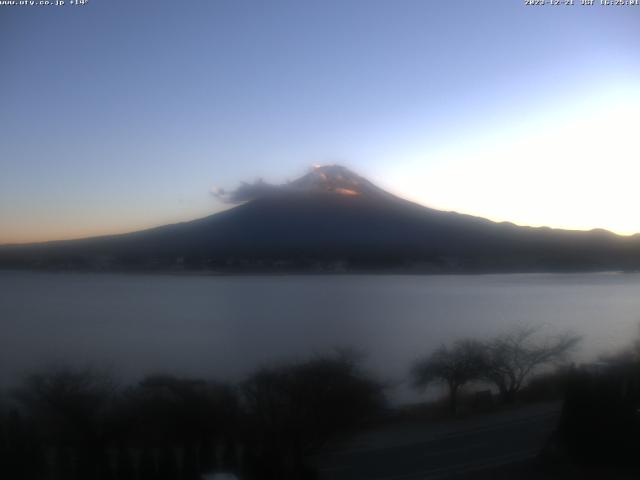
2 165 639 273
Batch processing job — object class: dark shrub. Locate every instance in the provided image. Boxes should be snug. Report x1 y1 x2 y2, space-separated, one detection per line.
557 363 640 467
241 352 385 479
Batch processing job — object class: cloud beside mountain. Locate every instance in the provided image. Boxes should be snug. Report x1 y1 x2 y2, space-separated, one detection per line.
211 179 282 204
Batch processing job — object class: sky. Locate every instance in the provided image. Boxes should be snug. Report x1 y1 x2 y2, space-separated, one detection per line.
1 0 639 244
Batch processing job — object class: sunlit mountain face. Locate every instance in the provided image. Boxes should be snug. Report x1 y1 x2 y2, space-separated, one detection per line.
1 165 640 273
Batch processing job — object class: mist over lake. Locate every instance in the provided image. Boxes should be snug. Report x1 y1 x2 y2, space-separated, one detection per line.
2 271 639 403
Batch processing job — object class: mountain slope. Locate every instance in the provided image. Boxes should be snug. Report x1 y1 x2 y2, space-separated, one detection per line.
2 166 640 272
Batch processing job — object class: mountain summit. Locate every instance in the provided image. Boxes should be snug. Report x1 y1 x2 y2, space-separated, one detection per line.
214 165 391 203
2 166 640 273
288 165 391 198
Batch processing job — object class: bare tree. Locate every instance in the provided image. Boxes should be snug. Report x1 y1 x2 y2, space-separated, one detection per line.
484 325 581 403
412 339 487 415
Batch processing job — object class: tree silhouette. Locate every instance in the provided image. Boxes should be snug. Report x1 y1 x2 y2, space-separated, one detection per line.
484 325 581 403
412 339 487 415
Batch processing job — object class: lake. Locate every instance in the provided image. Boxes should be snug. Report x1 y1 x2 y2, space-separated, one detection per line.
1 271 639 403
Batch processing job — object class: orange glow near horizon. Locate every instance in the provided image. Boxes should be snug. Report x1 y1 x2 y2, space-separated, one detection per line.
0 208 227 246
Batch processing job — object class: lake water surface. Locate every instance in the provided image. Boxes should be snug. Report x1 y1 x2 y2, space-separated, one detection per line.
2 271 639 402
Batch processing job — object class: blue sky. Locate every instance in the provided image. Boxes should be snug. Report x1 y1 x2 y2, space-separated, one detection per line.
1 0 639 243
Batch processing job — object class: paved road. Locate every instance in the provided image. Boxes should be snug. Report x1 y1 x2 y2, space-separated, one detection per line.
316 403 561 480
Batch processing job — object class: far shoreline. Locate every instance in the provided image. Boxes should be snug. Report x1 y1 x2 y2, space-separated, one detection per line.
0 267 634 279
